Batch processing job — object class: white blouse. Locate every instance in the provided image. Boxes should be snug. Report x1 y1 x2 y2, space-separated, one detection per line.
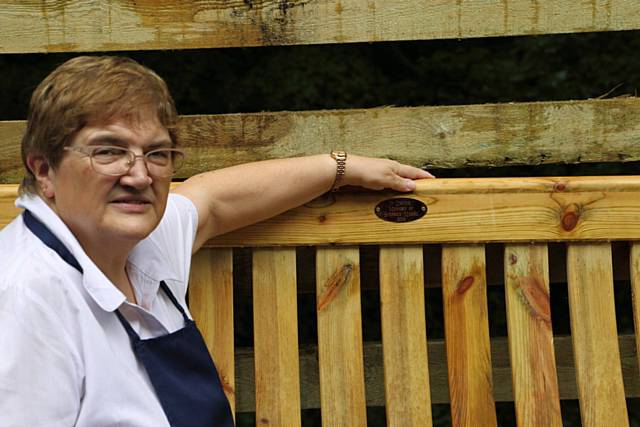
0 192 199 427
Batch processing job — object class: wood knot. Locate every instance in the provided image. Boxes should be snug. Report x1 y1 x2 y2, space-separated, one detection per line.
318 214 327 223
516 276 551 324
561 210 579 231
553 182 567 192
457 275 475 294
508 253 518 265
317 264 353 311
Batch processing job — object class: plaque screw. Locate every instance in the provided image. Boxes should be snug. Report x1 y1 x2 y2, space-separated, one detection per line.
421 206 426 212
375 207 381 213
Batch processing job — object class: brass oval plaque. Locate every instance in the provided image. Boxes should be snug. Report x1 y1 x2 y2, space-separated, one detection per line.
375 198 427 223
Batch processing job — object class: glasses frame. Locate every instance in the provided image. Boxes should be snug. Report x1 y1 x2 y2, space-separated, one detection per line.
63 145 186 178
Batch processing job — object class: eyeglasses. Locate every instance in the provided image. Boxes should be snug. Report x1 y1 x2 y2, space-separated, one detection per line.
63 145 185 178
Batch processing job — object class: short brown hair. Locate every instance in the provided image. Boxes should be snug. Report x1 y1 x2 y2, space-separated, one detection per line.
20 55 178 195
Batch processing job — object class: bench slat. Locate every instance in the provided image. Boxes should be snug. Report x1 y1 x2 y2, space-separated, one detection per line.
6 177 640 245
252 248 301 426
503 244 562 426
189 248 236 417
316 247 367 426
379 245 432 426
631 244 640 375
442 245 497 427
567 243 629 427
2 1 639 53
205 176 640 246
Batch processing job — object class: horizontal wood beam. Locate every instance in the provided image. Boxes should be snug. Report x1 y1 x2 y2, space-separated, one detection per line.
3 98 640 184
2 1 639 53
4 175 640 244
210 175 640 245
233 334 639 412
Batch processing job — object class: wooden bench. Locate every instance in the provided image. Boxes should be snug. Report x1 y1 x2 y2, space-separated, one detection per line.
2 1 640 426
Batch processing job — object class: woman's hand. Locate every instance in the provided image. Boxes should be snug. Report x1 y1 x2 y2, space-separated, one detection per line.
340 154 435 192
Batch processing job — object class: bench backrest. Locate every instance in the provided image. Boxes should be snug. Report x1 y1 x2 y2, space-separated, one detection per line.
2 2 640 426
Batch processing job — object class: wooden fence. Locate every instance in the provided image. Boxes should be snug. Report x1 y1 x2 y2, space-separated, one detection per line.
2 1 640 426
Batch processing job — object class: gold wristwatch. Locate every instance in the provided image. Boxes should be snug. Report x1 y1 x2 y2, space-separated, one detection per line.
330 150 347 191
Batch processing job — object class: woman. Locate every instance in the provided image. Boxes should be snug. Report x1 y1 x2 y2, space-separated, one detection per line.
0 56 433 426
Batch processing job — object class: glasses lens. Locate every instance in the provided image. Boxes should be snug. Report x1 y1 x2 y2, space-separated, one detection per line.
90 146 131 175
146 149 185 177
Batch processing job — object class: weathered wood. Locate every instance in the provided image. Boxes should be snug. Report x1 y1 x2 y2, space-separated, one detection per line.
189 248 236 416
442 245 497 427
233 334 640 412
379 245 432 426
566 243 628 427
631 244 640 373
316 247 367 426
252 248 301 426
503 244 561 427
4 98 640 183
2 1 640 53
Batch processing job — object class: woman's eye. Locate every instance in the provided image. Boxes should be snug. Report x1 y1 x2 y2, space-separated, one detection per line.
93 147 126 157
148 150 171 160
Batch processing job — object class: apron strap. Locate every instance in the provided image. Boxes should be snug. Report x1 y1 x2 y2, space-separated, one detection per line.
159 281 190 322
23 210 83 273
115 281 190 342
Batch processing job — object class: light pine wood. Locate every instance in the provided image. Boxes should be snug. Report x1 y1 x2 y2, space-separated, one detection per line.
0 185 21 227
4 98 640 183
232 334 640 412
442 245 497 427
379 245 432 427
316 247 366 427
566 243 628 427
207 175 640 246
252 248 302 426
6 177 640 244
503 244 562 427
2 1 640 53
188 248 236 417
631 244 640 373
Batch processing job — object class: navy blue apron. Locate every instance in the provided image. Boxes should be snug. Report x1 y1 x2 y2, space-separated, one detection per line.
23 210 234 427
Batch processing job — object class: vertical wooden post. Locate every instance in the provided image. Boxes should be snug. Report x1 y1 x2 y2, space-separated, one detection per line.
253 248 301 426
567 243 628 427
380 245 432 426
504 244 561 426
442 244 497 427
189 248 236 418
316 247 367 427
631 243 640 376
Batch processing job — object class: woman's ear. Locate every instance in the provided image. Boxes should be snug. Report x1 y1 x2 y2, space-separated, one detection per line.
26 154 55 199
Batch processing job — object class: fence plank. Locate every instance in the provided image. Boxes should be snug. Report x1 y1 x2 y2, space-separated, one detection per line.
4 98 640 183
503 244 561 427
632 243 640 374
252 248 302 426
316 247 366 426
379 245 432 426
566 243 628 427
189 248 236 417
442 244 497 427
2 1 640 53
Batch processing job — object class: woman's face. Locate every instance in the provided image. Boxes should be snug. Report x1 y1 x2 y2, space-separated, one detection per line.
40 114 172 253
